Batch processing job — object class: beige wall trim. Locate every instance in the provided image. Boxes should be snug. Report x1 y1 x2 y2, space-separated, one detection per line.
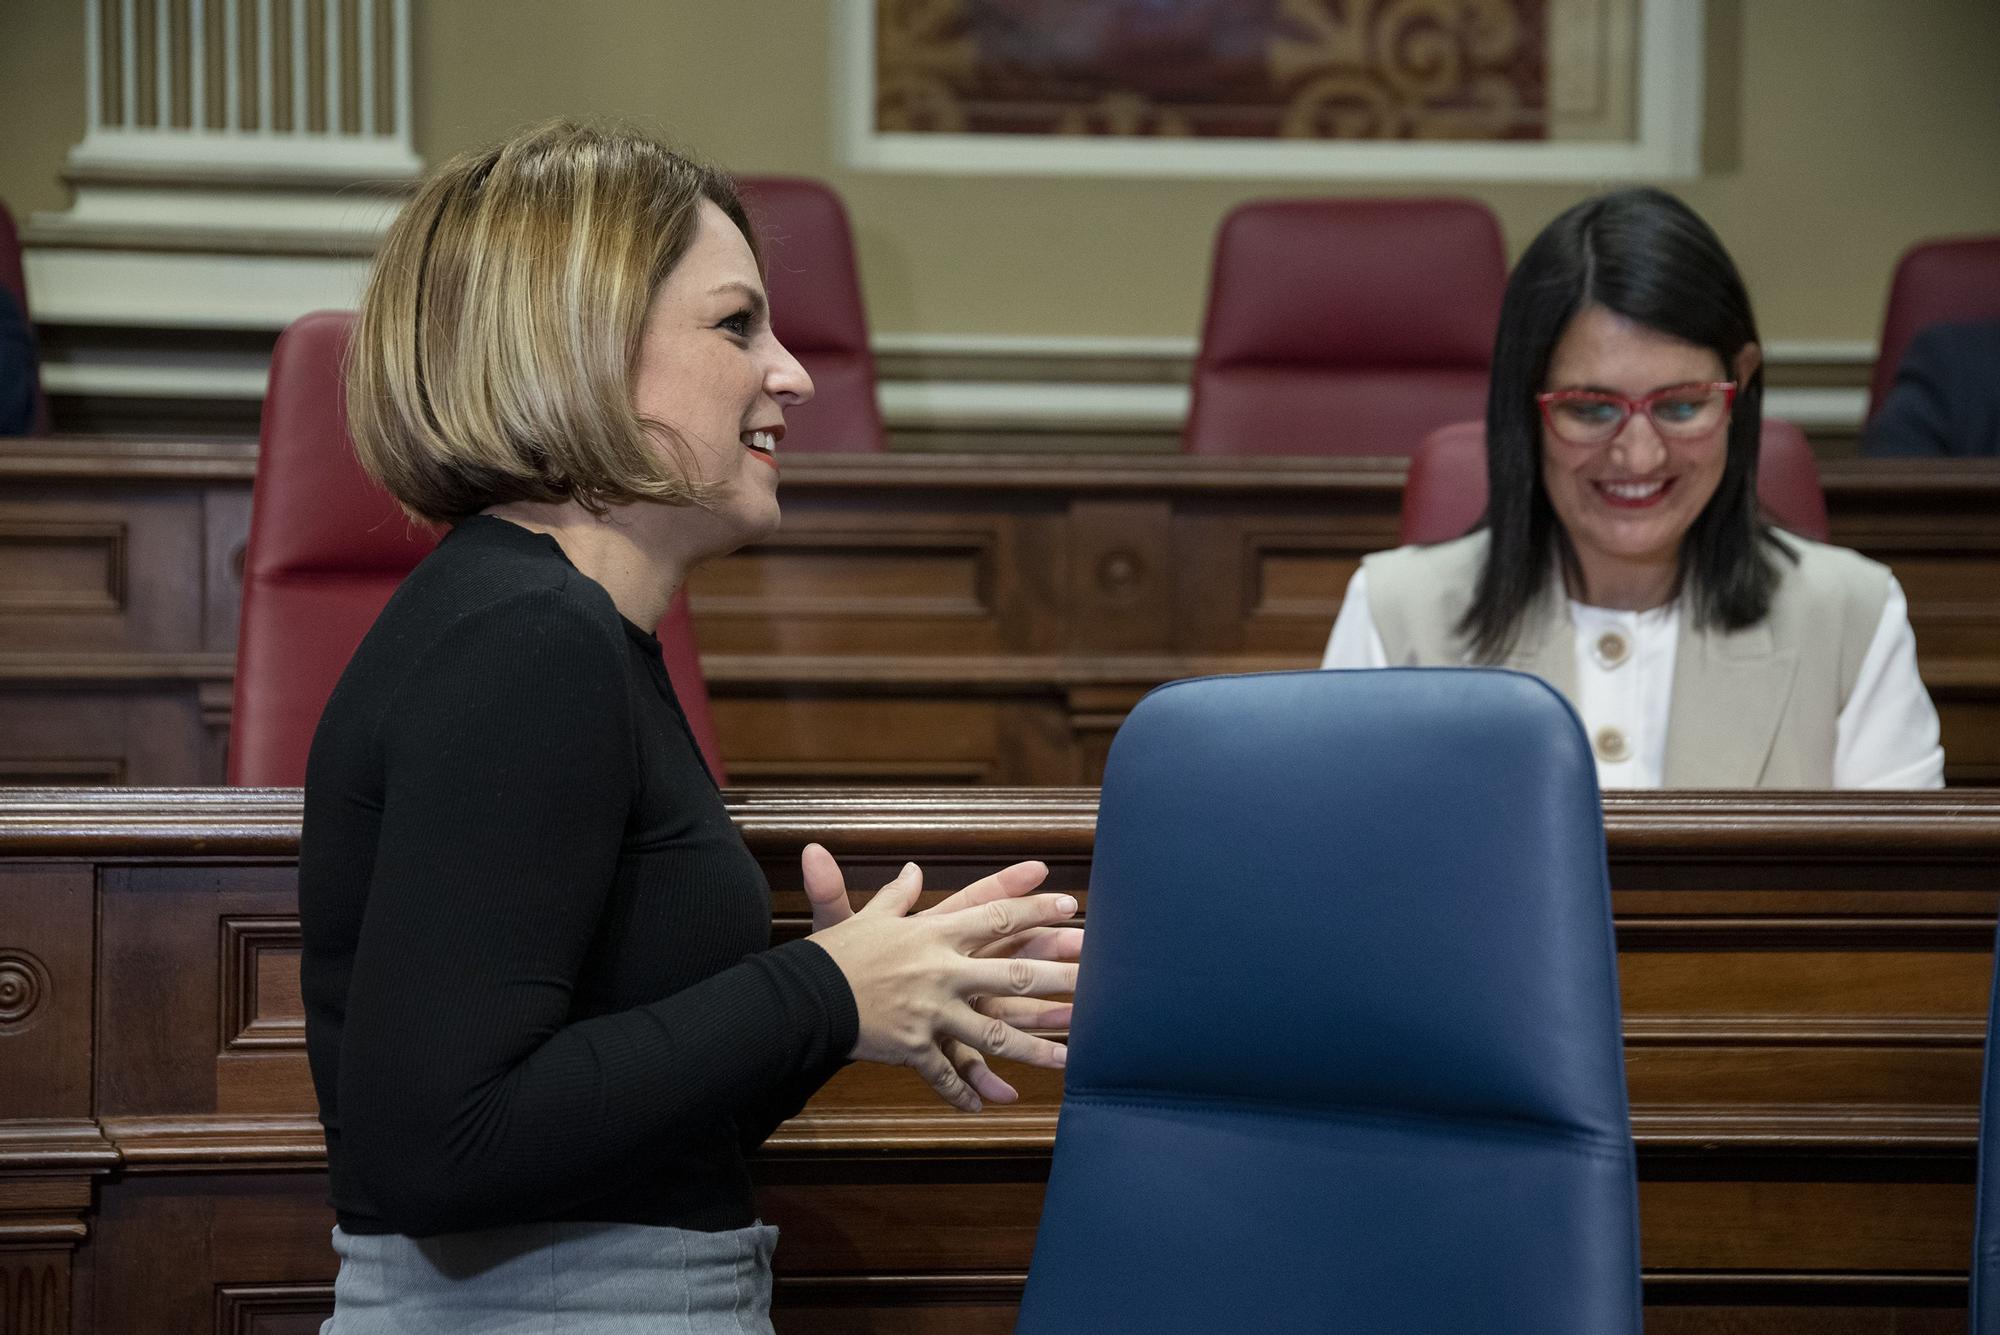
38 364 270 400
874 333 1876 361
878 382 1867 435
879 381 1188 433
26 222 382 257
63 162 419 193
872 333 1199 357
872 334 1876 389
41 347 1873 439
25 249 372 328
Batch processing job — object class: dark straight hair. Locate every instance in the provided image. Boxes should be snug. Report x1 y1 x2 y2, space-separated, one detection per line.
1458 187 1789 662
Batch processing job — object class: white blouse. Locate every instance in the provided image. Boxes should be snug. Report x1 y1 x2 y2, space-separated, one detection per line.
1320 568 1945 789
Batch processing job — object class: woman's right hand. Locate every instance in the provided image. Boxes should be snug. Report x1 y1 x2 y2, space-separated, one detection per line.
808 862 1080 1112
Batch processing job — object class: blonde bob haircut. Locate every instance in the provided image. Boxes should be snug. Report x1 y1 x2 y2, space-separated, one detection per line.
348 120 758 524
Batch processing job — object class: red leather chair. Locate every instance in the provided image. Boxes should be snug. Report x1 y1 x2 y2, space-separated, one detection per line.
736 177 885 452
230 310 728 785
1183 198 1506 457
0 200 52 435
1869 235 2000 419
1400 417 1830 546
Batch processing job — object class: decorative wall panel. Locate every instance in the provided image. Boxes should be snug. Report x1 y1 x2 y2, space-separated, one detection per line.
848 0 1696 177
877 0 1551 141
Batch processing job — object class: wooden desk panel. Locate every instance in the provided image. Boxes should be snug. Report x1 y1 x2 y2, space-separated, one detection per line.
1 788 1996 1334
1 443 1996 785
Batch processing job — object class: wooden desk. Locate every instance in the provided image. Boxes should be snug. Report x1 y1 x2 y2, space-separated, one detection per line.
1 787 1993 1333
2 442 1996 785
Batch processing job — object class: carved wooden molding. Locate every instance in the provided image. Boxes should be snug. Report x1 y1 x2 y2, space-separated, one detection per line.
699 653 1311 687
0 1121 118 1175
96 1116 325 1169
3 787 2000 861
697 529 1000 621
0 1254 70 1335
1621 1015 1984 1046
0 1212 84 1335
0 759 126 786
35 1098 1983 1172
0 791 1994 1184
0 950 52 1036
0 441 1989 502
778 1268 1970 1305
218 918 305 1052
0 521 126 615
0 1166 98 1245
1615 918 1994 950
214 1283 335 1335
1628 1102 1978 1150
0 438 260 482
0 653 237 684
775 1270 1028 1306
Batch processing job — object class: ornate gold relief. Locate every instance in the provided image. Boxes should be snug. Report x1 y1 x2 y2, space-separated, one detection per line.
1054 94 1194 138
876 0 976 132
1271 0 1533 140
871 0 1547 143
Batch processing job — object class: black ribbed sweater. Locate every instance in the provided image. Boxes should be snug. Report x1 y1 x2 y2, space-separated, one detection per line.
299 515 857 1237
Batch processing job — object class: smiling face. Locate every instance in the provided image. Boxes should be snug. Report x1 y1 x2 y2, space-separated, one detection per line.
629 199 813 560
1538 303 1757 609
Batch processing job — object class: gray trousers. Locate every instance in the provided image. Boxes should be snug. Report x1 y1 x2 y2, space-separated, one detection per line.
320 1220 779 1334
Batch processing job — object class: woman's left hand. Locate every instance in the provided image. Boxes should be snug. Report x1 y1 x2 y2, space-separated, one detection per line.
801 844 1083 1106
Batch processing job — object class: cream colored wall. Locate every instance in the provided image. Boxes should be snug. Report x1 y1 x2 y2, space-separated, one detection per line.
5 0 1999 344
0 1 86 223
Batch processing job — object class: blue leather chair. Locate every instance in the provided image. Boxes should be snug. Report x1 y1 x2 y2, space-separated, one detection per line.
1017 668 1641 1334
1972 935 2000 1331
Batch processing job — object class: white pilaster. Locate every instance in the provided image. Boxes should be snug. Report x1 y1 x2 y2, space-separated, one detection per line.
27 0 422 336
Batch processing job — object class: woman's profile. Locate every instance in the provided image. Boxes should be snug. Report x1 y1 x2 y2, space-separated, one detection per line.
301 121 1080 1333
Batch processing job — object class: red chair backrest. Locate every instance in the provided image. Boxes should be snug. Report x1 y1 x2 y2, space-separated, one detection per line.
230 310 727 785
1399 417 1830 546
1870 235 2000 419
1184 198 1506 457
0 200 52 435
737 177 885 452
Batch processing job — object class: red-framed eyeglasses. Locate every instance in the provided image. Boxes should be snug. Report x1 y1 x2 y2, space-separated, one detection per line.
1536 381 1738 447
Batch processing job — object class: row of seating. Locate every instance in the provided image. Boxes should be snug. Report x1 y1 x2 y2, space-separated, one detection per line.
9 192 2000 455
1185 204 2000 456
742 186 2000 457
228 308 1835 787
0 185 1866 787
0 182 887 454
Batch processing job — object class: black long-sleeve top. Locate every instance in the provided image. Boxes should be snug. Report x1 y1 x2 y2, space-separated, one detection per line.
299 514 857 1237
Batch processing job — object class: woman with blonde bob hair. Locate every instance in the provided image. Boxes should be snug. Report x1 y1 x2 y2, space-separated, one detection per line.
301 122 1081 1334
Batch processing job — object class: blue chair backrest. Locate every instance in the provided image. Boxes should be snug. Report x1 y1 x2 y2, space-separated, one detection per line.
1973 926 2000 1331
1017 668 1642 1334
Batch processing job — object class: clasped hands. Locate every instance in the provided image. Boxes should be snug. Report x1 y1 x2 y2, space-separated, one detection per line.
802 844 1082 1113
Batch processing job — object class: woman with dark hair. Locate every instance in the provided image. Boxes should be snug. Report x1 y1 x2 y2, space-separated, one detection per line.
1322 188 1942 788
